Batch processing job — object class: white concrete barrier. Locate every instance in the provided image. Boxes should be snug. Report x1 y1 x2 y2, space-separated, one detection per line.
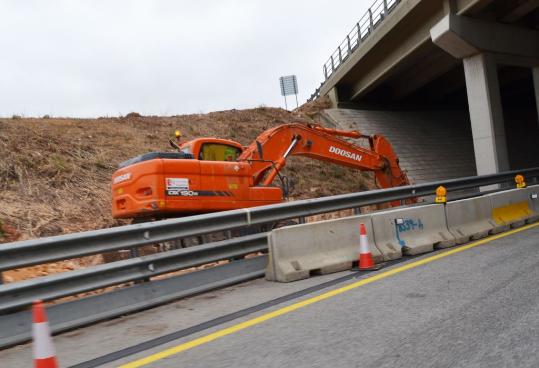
266 215 383 282
445 196 502 244
266 186 539 283
487 187 539 228
371 204 455 255
526 184 539 215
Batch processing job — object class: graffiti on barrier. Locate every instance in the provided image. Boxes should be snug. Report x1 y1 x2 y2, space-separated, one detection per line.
395 218 424 247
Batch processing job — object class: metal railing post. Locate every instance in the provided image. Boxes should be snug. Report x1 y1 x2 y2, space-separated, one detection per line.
130 246 139 258
353 208 361 215
314 0 406 96
338 46 343 63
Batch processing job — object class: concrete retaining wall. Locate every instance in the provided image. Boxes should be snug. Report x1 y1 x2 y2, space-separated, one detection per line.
322 109 476 183
266 215 381 283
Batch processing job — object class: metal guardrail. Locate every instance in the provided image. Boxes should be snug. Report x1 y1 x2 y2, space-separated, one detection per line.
0 233 267 313
308 0 401 102
1 167 539 347
2 168 539 275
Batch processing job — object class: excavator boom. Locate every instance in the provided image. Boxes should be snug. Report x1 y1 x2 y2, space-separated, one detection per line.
239 123 409 190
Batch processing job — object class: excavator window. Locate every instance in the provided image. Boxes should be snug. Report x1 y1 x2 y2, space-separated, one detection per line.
199 143 241 161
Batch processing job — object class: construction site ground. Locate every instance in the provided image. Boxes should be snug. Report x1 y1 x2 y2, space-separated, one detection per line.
0 99 376 282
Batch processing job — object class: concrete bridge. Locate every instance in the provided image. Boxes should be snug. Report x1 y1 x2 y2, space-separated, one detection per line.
314 0 539 181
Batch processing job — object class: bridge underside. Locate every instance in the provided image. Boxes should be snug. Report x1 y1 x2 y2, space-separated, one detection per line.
321 0 539 177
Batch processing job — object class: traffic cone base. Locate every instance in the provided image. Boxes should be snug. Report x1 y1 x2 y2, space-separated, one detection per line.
359 252 375 270
32 300 58 368
35 356 58 368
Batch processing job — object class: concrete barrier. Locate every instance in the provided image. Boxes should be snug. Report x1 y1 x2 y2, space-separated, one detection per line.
487 187 539 228
266 215 383 282
526 185 539 214
266 186 539 283
445 196 502 244
371 204 455 256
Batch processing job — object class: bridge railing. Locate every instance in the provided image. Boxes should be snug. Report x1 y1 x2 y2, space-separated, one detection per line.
309 0 401 102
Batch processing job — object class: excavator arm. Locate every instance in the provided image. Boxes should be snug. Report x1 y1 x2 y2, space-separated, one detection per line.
238 122 410 190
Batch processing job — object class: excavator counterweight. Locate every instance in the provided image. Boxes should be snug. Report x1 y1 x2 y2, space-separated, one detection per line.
111 122 411 219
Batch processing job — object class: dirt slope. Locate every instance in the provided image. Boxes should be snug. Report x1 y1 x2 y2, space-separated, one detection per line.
0 104 373 243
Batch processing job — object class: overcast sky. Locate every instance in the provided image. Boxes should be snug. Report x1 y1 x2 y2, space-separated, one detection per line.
0 0 370 117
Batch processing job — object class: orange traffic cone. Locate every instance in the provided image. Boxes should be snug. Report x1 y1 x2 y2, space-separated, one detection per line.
358 223 379 271
32 300 58 368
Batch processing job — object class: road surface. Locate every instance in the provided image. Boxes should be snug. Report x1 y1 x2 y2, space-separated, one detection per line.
2 223 539 368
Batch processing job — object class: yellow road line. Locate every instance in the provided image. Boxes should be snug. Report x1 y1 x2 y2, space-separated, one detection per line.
119 222 539 368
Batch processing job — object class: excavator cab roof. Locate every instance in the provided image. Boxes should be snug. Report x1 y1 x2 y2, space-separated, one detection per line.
118 138 244 169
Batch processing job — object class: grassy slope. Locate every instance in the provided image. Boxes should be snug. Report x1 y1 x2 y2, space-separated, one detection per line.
0 106 373 242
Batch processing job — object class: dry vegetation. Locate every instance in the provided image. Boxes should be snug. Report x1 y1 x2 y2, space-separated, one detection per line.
0 100 376 282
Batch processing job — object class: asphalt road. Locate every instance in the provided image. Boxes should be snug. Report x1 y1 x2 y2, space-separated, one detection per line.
123 224 539 368
2 224 539 368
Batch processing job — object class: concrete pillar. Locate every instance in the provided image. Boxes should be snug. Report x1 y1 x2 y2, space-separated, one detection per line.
463 53 510 175
533 67 539 123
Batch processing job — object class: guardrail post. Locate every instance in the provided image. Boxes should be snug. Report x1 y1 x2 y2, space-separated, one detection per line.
347 35 352 53
357 22 362 44
324 65 328 80
130 246 139 258
353 207 361 215
0 272 3 285
299 217 306 224
338 46 343 63
368 8 374 32
383 0 389 16
331 56 335 71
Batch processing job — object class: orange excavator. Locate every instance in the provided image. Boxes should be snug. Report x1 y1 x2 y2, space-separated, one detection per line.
111 122 411 219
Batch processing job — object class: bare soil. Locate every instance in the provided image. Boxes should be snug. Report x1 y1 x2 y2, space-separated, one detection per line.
0 99 375 282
